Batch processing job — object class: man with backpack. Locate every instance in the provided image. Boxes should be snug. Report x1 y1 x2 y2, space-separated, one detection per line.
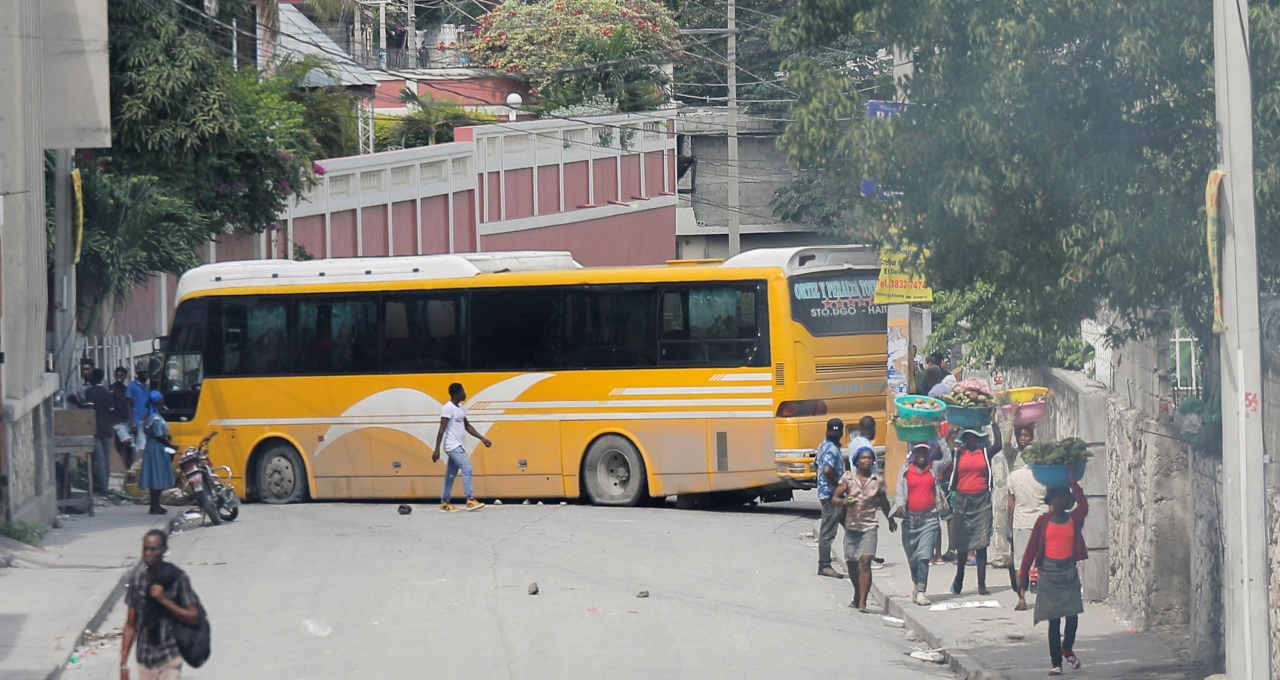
120 529 206 679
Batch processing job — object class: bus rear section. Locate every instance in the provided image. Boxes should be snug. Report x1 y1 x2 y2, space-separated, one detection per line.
767 256 888 488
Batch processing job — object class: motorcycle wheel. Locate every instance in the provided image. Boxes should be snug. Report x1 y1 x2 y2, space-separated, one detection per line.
196 489 222 526
217 487 240 522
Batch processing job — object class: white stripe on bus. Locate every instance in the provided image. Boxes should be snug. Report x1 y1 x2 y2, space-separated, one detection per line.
210 411 773 427
475 398 772 409
710 373 772 382
609 386 772 396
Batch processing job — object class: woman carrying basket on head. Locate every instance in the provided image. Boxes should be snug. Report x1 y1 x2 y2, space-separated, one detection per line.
891 441 952 606
948 422 1002 595
1018 475 1088 676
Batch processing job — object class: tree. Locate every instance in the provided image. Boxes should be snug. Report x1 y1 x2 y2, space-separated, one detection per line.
770 0 1280 367
379 88 483 149
74 169 209 334
469 0 680 112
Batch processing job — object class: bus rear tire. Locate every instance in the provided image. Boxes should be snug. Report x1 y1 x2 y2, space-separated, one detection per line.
256 444 308 504
583 435 646 506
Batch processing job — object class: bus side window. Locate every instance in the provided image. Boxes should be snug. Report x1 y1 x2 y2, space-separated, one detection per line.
297 297 378 374
660 285 767 367
383 294 462 372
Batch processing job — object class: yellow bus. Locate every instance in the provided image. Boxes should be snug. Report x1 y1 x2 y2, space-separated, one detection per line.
159 247 888 506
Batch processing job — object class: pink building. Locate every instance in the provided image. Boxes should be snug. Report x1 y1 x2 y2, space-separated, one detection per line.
112 112 678 343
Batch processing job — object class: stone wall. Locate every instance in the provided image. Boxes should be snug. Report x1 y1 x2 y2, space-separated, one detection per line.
1105 400 1190 629
4 400 55 524
1262 297 1280 677
1189 450 1224 668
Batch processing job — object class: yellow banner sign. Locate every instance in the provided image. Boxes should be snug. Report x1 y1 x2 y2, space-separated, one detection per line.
874 248 933 304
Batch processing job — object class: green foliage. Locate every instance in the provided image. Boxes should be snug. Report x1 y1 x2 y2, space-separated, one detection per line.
74 168 208 333
771 0 1280 368
470 0 680 112
378 89 482 149
277 60 362 158
0 521 48 546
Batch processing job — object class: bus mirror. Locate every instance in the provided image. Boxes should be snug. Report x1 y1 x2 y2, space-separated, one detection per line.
153 336 168 353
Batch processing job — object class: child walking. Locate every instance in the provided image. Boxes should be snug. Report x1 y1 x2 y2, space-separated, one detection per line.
432 382 492 512
1017 474 1088 676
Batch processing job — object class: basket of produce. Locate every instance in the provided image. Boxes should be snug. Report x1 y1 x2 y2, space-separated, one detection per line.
891 414 940 443
1023 437 1091 487
1000 400 1048 425
1005 386 1049 404
894 395 947 422
939 383 996 427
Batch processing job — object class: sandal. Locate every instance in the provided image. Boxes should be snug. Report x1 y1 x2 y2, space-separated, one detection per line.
1064 652 1081 669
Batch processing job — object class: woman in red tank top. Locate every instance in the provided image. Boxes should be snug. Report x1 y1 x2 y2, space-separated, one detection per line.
1017 477 1089 676
948 424 1002 596
891 442 951 606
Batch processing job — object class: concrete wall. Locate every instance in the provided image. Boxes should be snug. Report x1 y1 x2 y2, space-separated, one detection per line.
1261 297 1280 676
1189 448 1224 668
1105 402 1190 629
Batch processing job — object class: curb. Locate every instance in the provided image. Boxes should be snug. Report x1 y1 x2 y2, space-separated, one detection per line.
871 580 1008 680
45 513 171 680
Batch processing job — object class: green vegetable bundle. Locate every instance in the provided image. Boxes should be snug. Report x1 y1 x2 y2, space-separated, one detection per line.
939 389 996 408
891 414 938 428
1022 437 1092 465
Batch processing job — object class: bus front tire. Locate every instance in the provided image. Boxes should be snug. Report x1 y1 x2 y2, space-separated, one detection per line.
256 444 307 504
583 435 646 507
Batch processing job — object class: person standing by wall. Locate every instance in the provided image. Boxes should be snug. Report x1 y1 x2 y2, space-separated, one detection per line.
814 417 847 579
67 357 96 406
949 424 1003 595
139 392 174 515
120 529 201 680
1018 480 1088 675
1009 459 1049 610
110 367 137 470
127 363 151 453
892 442 951 605
432 382 492 512
834 445 895 611
83 369 114 496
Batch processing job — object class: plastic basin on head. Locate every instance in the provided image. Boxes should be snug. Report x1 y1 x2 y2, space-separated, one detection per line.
894 395 947 422
946 405 993 428
1006 387 1049 404
1029 460 1087 487
893 422 939 444
1001 402 1047 425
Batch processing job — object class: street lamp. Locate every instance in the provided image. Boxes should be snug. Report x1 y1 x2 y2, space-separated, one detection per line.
506 92 523 122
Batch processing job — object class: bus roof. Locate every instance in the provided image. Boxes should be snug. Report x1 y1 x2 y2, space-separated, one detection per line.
173 246 877 301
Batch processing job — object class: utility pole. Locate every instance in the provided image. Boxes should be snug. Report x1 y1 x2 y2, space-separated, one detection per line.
52 150 76 390
725 0 739 255
1212 0 1272 677
405 0 415 68
231 18 238 70
378 0 387 69
353 0 362 63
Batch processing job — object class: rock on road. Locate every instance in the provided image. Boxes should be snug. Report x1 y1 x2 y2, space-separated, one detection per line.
78 497 951 679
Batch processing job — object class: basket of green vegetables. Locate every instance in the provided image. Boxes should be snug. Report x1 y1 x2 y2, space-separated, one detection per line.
891 414 940 444
1022 437 1091 486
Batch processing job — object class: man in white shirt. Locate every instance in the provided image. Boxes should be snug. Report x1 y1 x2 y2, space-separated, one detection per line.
1007 463 1048 610
432 382 493 512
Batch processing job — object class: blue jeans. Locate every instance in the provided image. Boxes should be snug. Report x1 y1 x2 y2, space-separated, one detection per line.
442 447 472 503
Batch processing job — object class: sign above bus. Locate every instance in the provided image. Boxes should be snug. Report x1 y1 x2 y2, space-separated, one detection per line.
788 271 887 336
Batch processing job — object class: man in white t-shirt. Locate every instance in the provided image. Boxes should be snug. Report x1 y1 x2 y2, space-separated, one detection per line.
1007 463 1048 610
432 382 493 512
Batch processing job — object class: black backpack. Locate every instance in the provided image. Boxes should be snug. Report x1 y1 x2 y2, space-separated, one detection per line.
173 596 211 668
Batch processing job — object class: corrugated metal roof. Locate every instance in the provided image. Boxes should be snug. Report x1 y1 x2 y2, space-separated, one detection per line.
277 4 377 88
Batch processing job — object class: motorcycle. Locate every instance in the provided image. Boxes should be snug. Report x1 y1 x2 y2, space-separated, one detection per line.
167 431 239 525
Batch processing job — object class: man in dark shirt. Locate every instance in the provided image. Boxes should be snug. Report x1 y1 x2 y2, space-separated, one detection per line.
84 368 114 495
110 367 136 469
121 530 199 680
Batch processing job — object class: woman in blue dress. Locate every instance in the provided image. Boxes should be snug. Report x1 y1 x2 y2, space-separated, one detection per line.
139 391 174 515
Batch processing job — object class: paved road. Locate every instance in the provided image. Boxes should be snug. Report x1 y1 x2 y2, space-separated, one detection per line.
78 495 952 679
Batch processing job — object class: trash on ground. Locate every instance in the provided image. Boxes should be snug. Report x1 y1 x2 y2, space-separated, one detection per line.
928 599 1001 612
494 499 503 505
397 504 411 515
301 619 332 637
635 590 649 598
881 615 905 627
528 582 539 595
909 649 947 664
1005 632 1026 641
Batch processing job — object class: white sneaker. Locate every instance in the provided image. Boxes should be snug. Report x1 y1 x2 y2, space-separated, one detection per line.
914 591 931 606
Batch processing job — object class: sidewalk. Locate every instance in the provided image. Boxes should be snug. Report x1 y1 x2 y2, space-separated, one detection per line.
865 516 1207 680
0 499 167 680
